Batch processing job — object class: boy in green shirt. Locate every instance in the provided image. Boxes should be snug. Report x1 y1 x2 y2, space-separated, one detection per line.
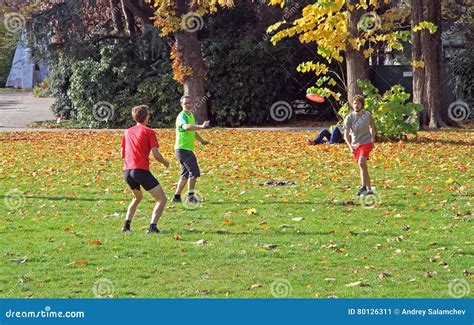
172 95 210 204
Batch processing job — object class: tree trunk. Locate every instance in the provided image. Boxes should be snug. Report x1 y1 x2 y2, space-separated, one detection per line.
421 0 448 128
109 0 124 34
411 0 429 126
346 0 369 102
175 30 208 122
121 0 136 36
174 0 208 122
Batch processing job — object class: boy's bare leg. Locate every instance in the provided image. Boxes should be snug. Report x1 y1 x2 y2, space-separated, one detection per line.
358 157 371 190
122 189 142 231
188 177 197 194
148 185 167 225
126 189 142 220
175 178 187 196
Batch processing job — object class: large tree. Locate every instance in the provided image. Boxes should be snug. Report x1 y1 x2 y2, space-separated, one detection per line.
148 0 235 122
267 0 410 103
346 0 369 100
411 0 472 128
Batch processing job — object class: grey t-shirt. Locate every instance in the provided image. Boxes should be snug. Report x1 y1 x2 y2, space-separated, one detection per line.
344 111 373 146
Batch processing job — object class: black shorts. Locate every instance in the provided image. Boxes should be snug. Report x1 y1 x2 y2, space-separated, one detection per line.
175 149 201 179
123 169 160 191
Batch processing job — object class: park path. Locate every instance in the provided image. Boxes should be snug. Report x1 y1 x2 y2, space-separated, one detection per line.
0 91 323 133
0 91 55 132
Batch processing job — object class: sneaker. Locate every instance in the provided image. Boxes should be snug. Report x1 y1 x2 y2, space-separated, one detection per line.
171 196 182 203
146 227 161 234
122 227 131 233
366 190 374 195
356 187 368 196
186 196 204 204
307 139 316 145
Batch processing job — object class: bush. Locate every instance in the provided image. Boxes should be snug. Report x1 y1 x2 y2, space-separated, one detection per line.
0 25 17 87
49 55 75 119
33 77 51 97
205 38 300 126
67 43 181 128
202 1 321 126
449 48 474 103
339 80 423 140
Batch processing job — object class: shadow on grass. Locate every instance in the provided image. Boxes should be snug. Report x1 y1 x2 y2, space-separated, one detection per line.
0 195 122 202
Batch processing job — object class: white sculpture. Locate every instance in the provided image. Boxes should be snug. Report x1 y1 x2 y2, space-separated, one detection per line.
6 31 49 88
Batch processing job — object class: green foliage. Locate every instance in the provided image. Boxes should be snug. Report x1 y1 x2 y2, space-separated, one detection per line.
339 80 424 140
205 38 297 126
202 1 318 126
0 25 17 87
67 43 181 128
33 77 51 97
449 48 474 102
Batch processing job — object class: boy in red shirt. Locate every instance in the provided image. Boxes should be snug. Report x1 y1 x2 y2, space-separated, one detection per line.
121 105 170 234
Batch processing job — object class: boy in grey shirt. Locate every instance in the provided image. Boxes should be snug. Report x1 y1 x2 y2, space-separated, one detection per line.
343 95 377 196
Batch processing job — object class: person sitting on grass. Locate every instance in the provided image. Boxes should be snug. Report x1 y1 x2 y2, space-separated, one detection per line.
343 95 377 196
172 95 211 204
308 123 344 145
121 105 170 234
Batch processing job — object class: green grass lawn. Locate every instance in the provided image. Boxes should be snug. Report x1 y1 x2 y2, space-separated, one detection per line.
0 128 472 298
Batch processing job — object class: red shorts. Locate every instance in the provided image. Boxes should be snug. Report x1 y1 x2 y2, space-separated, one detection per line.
352 143 373 161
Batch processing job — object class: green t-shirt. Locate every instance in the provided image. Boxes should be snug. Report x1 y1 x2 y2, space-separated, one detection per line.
175 110 196 151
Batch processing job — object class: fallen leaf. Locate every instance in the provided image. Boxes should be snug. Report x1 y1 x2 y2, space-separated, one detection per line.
291 217 304 222
445 177 455 184
264 244 278 250
10 256 27 264
195 239 208 245
378 272 391 280
174 234 182 240
247 283 262 290
90 240 102 246
439 262 449 269
346 281 370 287
246 208 257 215
425 271 438 277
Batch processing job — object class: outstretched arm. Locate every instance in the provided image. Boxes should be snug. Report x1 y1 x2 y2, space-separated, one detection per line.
182 121 210 131
151 147 170 168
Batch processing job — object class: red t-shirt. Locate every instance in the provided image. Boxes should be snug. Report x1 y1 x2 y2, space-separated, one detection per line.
121 125 159 171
